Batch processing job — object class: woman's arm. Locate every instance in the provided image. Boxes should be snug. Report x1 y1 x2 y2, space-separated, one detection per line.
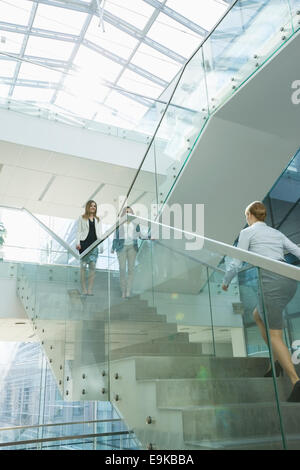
282 234 300 260
222 229 251 288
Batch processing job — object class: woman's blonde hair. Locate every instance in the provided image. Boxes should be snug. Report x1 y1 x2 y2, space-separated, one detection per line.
245 201 267 221
82 200 99 222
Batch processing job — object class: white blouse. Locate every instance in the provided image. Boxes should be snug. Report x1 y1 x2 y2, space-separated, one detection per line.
223 222 300 286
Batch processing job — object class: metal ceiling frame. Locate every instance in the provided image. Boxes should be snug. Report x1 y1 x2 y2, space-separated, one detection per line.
0 0 225 122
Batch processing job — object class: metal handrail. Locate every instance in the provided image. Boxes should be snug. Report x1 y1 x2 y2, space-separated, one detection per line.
0 430 134 448
0 418 122 433
81 214 300 282
2 206 300 282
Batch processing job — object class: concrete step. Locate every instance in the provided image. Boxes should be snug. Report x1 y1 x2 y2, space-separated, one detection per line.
105 312 167 323
154 377 288 407
185 436 289 450
180 402 300 443
133 356 270 380
110 341 203 359
107 304 158 315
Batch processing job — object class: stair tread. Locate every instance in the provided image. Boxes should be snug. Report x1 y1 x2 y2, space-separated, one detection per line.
160 402 300 411
184 434 289 450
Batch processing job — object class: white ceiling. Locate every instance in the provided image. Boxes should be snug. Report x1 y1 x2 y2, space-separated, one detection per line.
0 138 156 223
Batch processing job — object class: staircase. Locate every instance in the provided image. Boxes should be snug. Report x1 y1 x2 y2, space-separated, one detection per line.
15 263 300 450
109 355 300 450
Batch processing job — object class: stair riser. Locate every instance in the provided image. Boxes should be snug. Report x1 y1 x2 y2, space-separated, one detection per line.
182 405 300 442
135 357 271 380
156 379 288 407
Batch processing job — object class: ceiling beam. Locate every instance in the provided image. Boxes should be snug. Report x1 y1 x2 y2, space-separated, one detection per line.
8 3 39 97
28 0 186 63
142 0 207 36
0 21 168 87
99 0 168 110
83 39 167 88
0 54 70 70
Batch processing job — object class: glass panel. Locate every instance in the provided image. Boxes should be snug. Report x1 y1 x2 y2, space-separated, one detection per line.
202 0 293 113
103 0 155 30
126 144 158 213
85 17 139 60
0 0 32 25
0 429 136 450
255 270 300 450
147 12 203 58
266 148 300 240
107 217 300 449
0 207 74 265
33 3 88 35
166 0 228 31
155 50 208 210
130 48 208 215
25 36 74 61
290 0 300 31
131 44 181 82
13 235 110 403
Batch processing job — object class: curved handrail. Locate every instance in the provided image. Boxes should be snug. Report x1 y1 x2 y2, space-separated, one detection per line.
3 205 299 282
80 214 300 282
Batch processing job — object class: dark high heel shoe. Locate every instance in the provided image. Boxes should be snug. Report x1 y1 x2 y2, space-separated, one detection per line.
287 380 300 402
264 360 283 378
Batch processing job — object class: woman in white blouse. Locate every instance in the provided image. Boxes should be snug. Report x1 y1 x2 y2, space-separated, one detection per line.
76 200 102 295
222 201 300 402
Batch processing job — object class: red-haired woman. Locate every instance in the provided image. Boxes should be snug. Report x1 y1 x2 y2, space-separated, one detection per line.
222 201 300 402
76 200 103 295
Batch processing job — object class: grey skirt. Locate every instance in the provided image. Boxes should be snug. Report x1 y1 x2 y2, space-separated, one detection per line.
257 270 297 329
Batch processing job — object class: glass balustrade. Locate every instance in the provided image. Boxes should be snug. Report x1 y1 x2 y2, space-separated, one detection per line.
0 422 136 450
2 207 300 449
106 216 300 450
0 206 78 265
125 0 300 219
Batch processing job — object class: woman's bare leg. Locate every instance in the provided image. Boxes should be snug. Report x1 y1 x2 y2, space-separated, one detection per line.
253 308 299 385
269 329 299 386
253 308 268 345
87 262 96 294
80 264 87 294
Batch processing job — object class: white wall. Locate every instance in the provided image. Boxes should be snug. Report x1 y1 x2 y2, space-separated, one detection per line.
0 108 150 171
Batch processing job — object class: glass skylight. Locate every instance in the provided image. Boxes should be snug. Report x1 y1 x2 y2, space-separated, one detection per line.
0 0 32 26
166 0 228 31
85 16 139 60
0 0 230 131
32 3 88 36
25 36 74 61
117 69 164 100
18 62 63 84
12 86 54 102
104 0 155 30
0 31 24 54
73 45 123 83
131 43 181 82
147 13 204 58
0 59 16 78
55 90 100 120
